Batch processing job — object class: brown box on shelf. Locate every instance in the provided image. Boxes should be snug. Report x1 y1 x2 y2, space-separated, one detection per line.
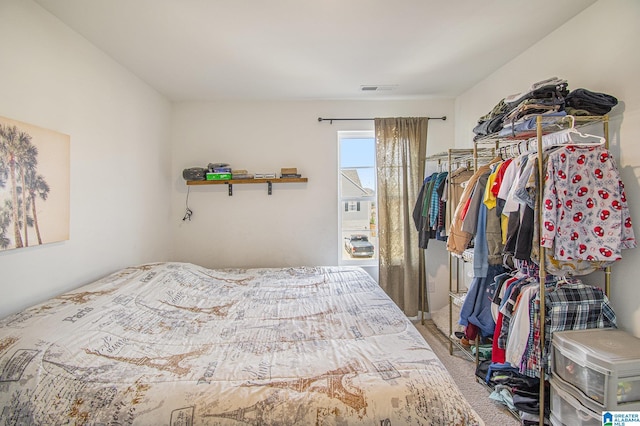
281 167 297 175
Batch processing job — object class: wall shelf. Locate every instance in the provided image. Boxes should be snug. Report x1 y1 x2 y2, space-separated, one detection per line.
186 177 308 196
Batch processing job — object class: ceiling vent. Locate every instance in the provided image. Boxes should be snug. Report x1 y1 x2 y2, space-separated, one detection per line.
360 85 398 91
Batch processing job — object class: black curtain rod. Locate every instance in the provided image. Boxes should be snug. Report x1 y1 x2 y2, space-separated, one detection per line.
317 116 446 124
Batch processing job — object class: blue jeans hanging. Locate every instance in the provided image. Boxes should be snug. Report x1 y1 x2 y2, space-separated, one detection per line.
459 264 505 337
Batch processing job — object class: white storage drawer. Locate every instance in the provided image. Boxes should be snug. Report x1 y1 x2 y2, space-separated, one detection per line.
552 328 640 410
550 378 601 426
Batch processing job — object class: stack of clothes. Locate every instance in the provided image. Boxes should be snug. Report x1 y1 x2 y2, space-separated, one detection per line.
472 77 618 140
565 88 619 116
476 360 550 425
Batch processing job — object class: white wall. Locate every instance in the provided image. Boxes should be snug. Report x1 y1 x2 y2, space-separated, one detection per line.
10 0 635 329
170 99 454 299
0 0 173 318
454 0 640 336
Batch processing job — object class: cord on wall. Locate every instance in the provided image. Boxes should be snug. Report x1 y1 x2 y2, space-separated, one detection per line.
183 186 193 221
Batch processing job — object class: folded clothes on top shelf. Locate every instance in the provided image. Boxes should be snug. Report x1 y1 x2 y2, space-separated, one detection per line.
565 88 618 116
472 78 618 140
477 82 568 138
497 111 567 138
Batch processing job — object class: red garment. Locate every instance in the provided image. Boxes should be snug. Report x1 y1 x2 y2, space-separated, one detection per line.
492 312 506 363
465 323 479 340
491 158 513 197
460 194 473 221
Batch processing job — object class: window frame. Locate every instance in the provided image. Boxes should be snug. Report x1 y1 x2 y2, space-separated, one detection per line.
337 130 378 267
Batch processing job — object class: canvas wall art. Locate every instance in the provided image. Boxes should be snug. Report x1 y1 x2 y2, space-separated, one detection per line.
0 115 69 251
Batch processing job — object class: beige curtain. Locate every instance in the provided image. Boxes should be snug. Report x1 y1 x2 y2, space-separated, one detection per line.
375 117 428 316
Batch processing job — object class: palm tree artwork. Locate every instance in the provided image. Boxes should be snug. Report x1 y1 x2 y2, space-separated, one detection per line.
0 116 68 251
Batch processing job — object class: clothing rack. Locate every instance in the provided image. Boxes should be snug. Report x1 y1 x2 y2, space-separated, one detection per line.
317 116 447 124
474 114 611 426
422 148 496 363
475 115 611 297
482 115 608 159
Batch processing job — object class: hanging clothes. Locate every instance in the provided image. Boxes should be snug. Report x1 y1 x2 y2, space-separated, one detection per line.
413 170 449 248
428 171 448 228
447 157 501 255
524 281 617 377
461 115 635 385
459 264 505 338
445 166 474 236
541 145 636 262
434 176 448 240
483 163 506 266
530 152 607 276
412 173 436 249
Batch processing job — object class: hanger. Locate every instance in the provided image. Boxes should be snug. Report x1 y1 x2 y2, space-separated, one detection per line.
541 115 605 148
555 275 569 288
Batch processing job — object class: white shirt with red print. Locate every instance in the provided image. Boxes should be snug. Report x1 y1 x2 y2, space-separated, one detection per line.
541 145 636 261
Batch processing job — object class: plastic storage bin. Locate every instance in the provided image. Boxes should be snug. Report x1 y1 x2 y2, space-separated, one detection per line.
552 328 640 410
550 378 601 426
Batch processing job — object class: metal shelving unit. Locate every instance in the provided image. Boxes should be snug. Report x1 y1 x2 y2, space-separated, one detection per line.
473 114 611 426
424 148 495 362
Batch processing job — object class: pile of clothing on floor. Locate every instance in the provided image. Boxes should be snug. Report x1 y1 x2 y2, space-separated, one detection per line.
476 360 550 425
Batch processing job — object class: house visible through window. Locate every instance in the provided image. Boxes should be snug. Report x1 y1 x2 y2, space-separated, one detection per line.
338 131 377 265
346 201 361 212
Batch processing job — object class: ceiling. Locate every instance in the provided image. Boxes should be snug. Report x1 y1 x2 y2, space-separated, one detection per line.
34 0 597 102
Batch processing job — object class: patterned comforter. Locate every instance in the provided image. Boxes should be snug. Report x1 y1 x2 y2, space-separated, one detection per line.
0 262 483 425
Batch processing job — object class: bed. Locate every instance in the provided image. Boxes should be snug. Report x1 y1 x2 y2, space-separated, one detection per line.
0 262 483 425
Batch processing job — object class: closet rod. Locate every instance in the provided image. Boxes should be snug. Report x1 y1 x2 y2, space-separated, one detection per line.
318 116 446 124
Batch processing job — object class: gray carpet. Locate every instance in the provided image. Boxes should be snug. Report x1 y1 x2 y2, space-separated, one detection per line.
413 320 520 426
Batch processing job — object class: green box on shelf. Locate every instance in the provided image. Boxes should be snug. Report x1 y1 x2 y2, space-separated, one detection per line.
206 172 232 181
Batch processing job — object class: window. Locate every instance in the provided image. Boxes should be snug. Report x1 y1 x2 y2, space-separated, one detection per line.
346 201 361 212
338 131 377 265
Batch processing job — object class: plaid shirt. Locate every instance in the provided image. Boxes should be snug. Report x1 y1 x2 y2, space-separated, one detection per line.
521 282 616 378
497 276 532 350
429 172 448 228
